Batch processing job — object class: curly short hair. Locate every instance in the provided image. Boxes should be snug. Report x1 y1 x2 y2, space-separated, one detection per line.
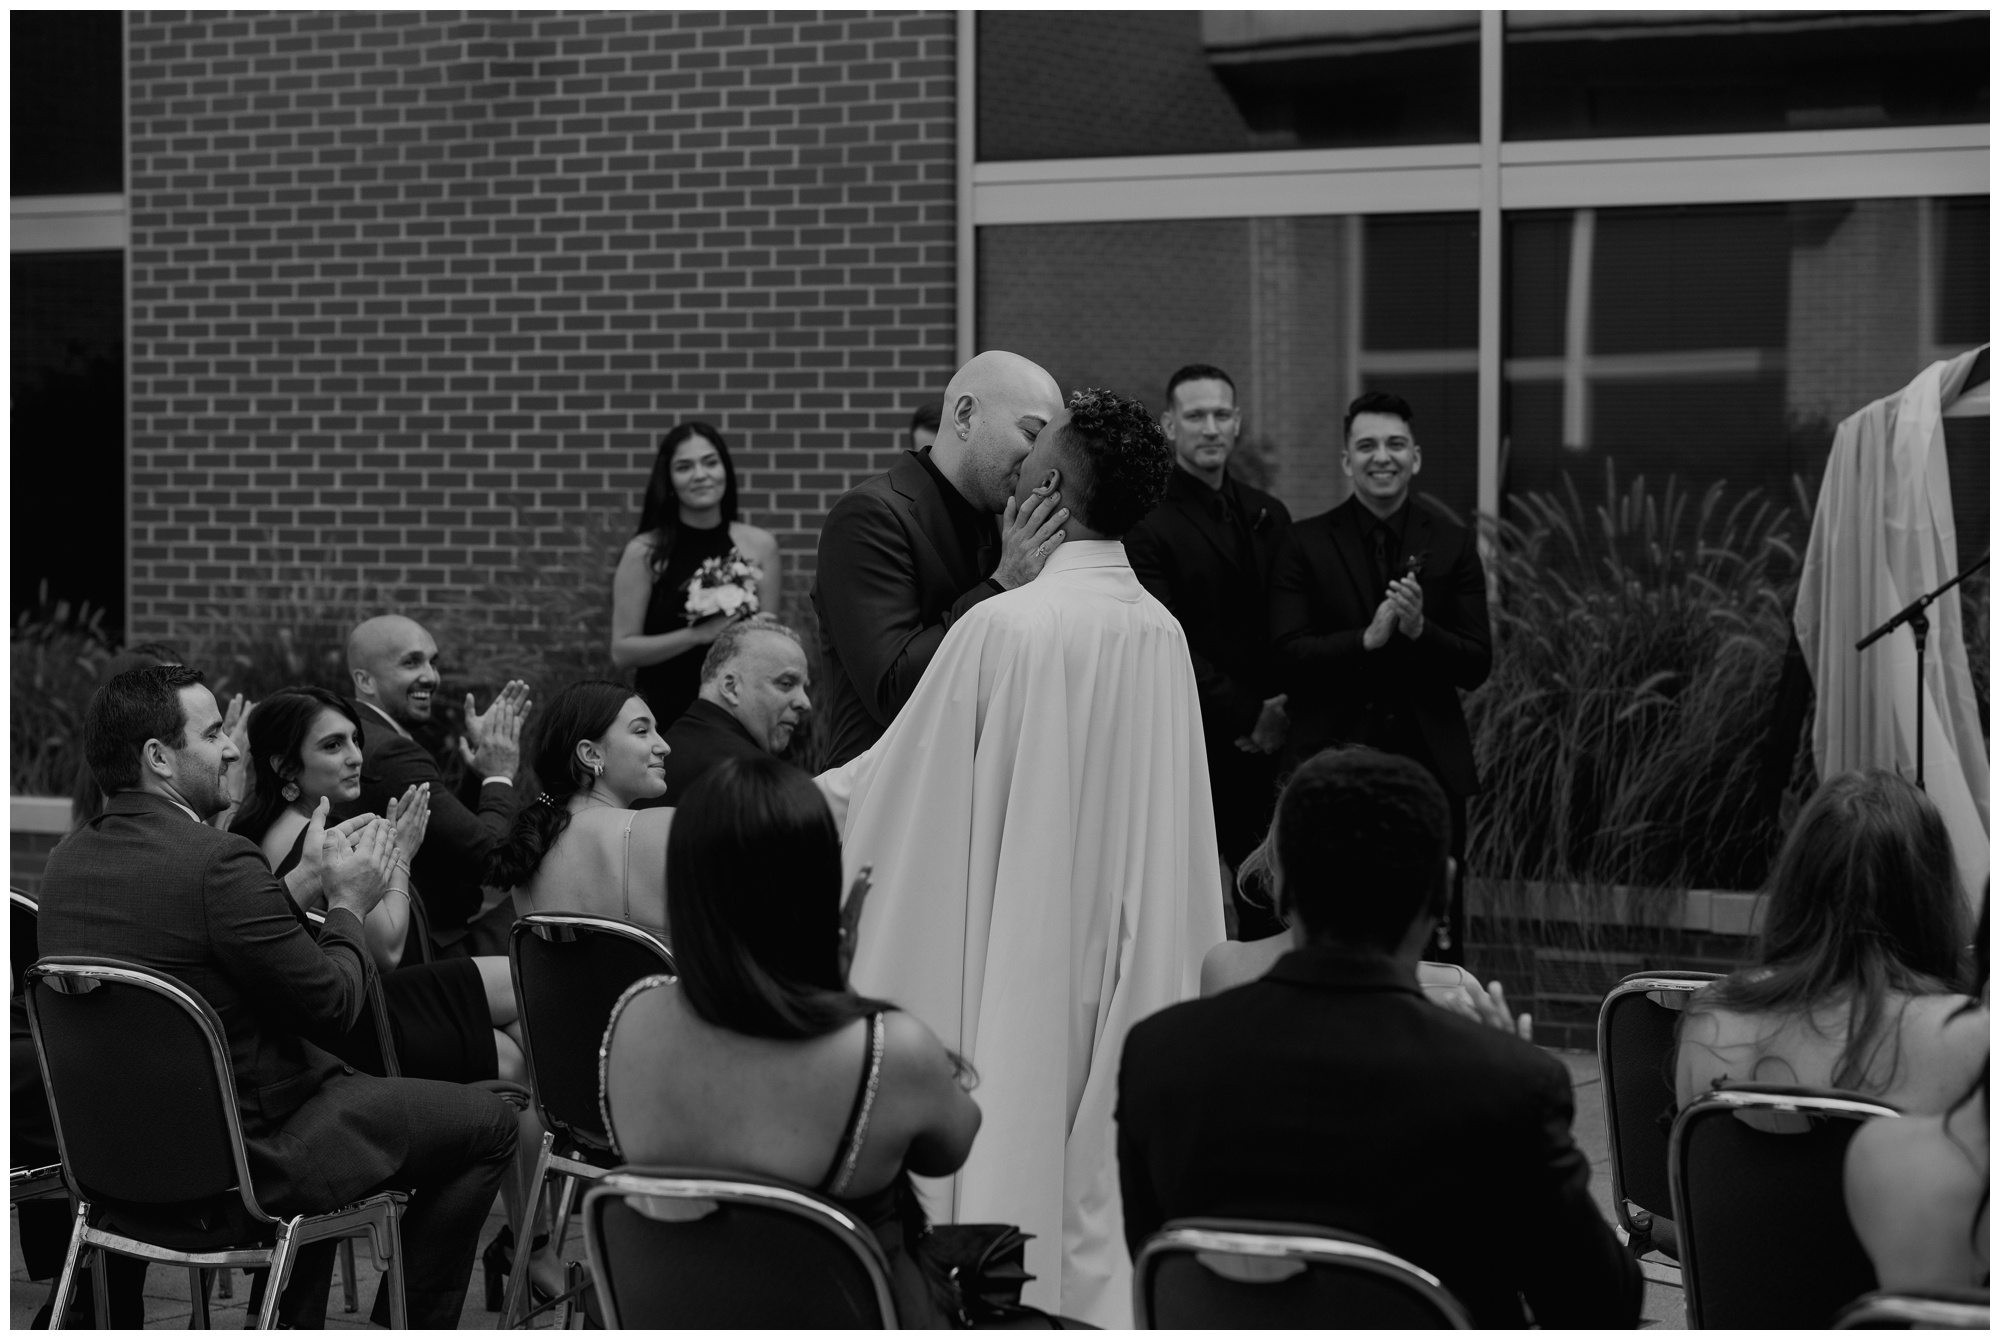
1059 388 1174 538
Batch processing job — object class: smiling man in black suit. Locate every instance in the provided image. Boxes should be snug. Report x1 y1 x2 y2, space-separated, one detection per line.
812 351 1072 768
1269 391 1491 960
1124 364 1293 939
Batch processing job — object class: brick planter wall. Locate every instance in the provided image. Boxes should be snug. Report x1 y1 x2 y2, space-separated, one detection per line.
1464 882 1764 1051
125 10 957 659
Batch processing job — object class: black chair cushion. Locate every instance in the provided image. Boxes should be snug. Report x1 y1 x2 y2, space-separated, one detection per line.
1148 1248 1454 1328
31 973 239 1205
593 1192 886 1327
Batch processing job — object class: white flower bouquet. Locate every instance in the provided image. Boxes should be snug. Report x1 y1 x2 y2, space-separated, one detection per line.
683 550 763 621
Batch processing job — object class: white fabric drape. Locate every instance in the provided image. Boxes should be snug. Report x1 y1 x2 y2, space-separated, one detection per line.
1794 346 1989 906
819 540 1225 1328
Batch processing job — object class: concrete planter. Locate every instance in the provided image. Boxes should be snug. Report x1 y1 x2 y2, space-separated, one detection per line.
1464 878 1765 1051
11 796 73 896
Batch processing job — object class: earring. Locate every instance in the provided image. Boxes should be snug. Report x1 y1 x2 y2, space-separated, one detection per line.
281 782 300 802
591 761 604 777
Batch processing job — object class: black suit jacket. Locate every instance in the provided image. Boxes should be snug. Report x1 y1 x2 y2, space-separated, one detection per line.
658 698 767 804
37 791 404 1214
811 450 1001 767
1124 468 1293 746
1117 947 1642 1329
346 701 515 935
1270 496 1491 795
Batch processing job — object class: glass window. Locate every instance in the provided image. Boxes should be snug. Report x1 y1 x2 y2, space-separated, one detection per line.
1505 10 1989 141
13 254 126 634
11 11 124 195
977 211 1479 522
1502 198 1990 544
977 11 1478 162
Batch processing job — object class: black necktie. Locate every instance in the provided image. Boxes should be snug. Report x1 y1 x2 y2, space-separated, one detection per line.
1371 524 1393 600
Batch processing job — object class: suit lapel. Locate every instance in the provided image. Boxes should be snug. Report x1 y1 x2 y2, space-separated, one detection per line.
890 453 979 593
1328 498 1377 611
1166 480 1247 577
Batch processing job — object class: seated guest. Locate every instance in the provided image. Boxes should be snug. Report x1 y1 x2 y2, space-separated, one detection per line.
38 665 517 1327
1676 770 1983 1113
490 680 673 933
1200 839 1532 1037
656 615 812 804
1117 748 1641 1328
230 687 527 1082
69 642 189 830
602 755 981 1326
1846 917 1988 1292
345 614 531 950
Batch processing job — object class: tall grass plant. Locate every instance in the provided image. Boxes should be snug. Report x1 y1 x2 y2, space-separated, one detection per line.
1464 463 1818 903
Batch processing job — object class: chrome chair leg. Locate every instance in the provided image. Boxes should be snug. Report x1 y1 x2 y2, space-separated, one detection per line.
189 1267 212 1329
256 1220 298 1330
340 1236 359 1312
46 1200 88 1331
502 1131 556 1327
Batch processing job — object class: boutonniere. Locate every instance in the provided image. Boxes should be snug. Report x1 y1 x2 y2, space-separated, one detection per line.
1402 550 1431 578
1252 507 1270 531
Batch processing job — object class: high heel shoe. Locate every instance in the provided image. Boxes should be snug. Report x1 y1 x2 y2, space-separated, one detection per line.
480 1224 553 1312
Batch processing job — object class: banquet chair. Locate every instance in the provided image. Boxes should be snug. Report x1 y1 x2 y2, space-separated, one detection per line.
1834 1288 1990 1328
25 956 408 1329
582 1168 898 1328
504 913 677 1327
1670 1082 1898 1328
12 887 42 988
1132 1219 1471 1328
1596 969 1720 1261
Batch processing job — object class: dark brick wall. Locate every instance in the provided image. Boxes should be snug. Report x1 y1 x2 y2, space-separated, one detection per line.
125 10 957 657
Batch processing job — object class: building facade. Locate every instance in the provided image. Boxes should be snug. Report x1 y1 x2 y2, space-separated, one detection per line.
11 10 1990 663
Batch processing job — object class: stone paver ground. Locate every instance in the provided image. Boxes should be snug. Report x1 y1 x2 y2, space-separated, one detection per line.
13 1049 1683 1329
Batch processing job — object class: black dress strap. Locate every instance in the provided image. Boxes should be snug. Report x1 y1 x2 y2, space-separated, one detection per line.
820 1012 886 1197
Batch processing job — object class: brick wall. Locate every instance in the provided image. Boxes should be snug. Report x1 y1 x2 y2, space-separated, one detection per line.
126 10 958 665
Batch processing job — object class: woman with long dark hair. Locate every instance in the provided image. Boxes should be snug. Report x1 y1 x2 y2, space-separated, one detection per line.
229 687 524 1080
489 679 674 932
231 687 568 1301
602 755 981 1327
611 422 781 728
1676 769 1984 1111
1844 893 1988 1290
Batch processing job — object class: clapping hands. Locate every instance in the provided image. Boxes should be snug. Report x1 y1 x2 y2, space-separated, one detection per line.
299 797 399 919
456 680 532 779
386 782 431 867
1364 576 1425 649
1424 971 1533 1042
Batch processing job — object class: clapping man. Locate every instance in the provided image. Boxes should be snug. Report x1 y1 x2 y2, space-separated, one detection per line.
1124 364 1294 939
38 666 517 1327
657 615 813 803
812 351 1071 767
1270 393 1491 960
344 615 530 956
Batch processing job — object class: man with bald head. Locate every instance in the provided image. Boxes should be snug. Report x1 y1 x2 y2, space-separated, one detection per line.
344 615 530 948
811 350 1072 766
655 615 812 803
822 389 1224 1326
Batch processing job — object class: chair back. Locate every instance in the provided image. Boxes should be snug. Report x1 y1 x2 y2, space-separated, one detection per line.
582 1168 897 1328
11 889 40 994
1597 970 1720 1234
25 957 264 1220
511 914 676 1152
1670 1083 1897 1328
1835 1288 1990 1329
1133 1219 1471 1328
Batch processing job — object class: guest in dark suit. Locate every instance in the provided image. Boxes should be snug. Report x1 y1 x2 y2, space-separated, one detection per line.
36 665 518 1328
1124 364 1294 939
1269 391 1491 959
657 615 812 804
811 351 1070 767
343 614 529 953
1117 748 1640 1329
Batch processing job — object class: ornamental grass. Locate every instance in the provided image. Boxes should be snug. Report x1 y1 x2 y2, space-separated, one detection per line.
1461 462 1818 902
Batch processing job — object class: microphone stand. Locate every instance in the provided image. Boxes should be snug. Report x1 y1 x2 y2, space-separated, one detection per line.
1855 550 1990 791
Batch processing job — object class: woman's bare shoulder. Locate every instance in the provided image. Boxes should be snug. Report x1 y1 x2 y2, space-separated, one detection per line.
1201 934 1289 997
